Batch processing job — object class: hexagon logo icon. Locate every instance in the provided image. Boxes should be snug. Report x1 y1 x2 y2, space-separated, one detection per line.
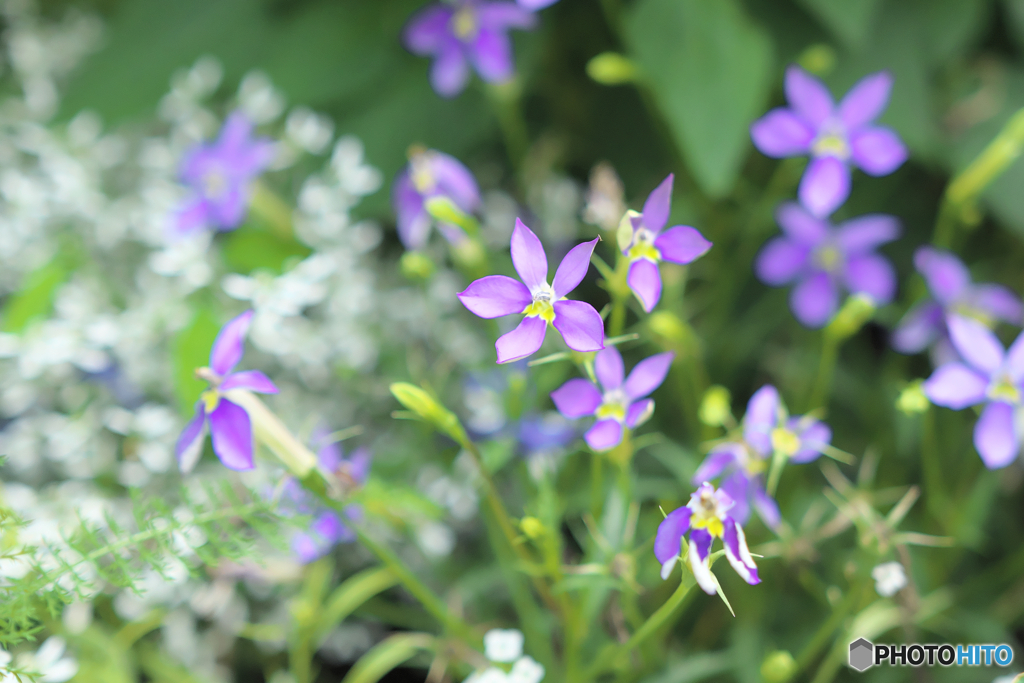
849 638 874 672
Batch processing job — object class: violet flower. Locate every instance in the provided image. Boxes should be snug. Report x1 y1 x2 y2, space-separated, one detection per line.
175 112 276 235
175 310 279 472
458 218 605 363
403 0 536 98
755 201 900 328
550 345 673 451
621 174 712 312
518 0 558 8
393 147 481 249
654 482 760 594
750 66 907 218
922 314 1024 469
894 246 1023 360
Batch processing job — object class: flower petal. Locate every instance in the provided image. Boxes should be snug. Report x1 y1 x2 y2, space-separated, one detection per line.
974 401 1019 469
174 198 211 236
431 46 471 98
1006 330 1024 383
642 174 673 233
393 171 431 249
799 156 850 218
654 225 712 265
835 214 900 255
552 237 599 299
584 418 623 451
838 71 893 130
790 272 838 328
458 275 533 319
947 313 1004 374
551 300 605 353
791 419 831 463
510 218 548 293
775 201 829 245
968 284 1024 325
687 528 717 595
755 238 809 286
403 5 454 54
750 108 814 157
624 351 674 400
654 506 692 568
850 127 907 176
913 246 970 305
477 2 538 28
922 362 989 409
175 403 207 474
722 518 760 585
220 370 279 394
550 378 602 418
627 258 662 313
625 398 654 428
432 152 481 211
785 65 834 127
210 310 254 376
594 345 624 390
720 471 750 525
892 301 943 354
469 27 514 83
844 253 896 305
692 446 741 484
209 398 255 470
743 385 780 455
753 486 782 530
495 315 547 364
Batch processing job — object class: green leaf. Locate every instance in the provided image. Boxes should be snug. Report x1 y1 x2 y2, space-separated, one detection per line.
795 0 883 48
313 566 398 643
172 307 220 412
340 633 434 683
1 253 74 333
626 0 774 198
220 228 311 274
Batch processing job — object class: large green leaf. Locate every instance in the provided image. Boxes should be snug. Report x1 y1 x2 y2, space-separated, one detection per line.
795 0 884 48
626 0 774 199
171 306 220 412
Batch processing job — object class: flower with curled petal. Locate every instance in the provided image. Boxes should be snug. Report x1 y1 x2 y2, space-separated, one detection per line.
458 218 605 363
393 147 480 249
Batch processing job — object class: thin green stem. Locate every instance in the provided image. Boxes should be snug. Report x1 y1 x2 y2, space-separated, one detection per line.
807 333 839 411
591 450 605 520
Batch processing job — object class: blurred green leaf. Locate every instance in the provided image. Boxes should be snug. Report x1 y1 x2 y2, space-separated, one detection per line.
221 228 311 274
340 633 434 683
1 254 73 333
795 0 883 48
172 306 219 412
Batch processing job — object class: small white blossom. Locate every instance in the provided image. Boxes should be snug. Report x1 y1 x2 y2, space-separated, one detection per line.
871 562 907 598
509 656 545 683
484 629 524 663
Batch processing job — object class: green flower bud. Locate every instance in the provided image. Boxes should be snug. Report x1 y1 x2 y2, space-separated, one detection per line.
760 650 798 683
699 385 732 427
586 52 638 85
400 251 435 281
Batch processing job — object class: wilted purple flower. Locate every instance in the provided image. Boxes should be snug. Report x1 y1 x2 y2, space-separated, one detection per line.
894 247 1023 360
654 482 760 594
550 345 673 451
175 310 279 473
922 314 1024 469
393 147 480 249
751 66 907 218
458 218 605 363
621 174 712 312
175 112 276 236
403 0 536 98
755 201 900 328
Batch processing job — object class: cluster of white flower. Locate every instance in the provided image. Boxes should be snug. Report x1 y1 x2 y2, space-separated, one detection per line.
0 637 77 683
464 629 545 683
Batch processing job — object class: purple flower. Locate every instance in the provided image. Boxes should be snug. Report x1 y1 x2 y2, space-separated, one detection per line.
175 310 279 473
458 218 605 363
393 148 481 249
922 314 1024 469
517 412 575 457
750 66 908 218
653 482 760 594
175 112 276 236
550 345 673 451
518 0 558 8
621 174 712 312
755 201 900 328
403 0 536 98
894 247 1023 359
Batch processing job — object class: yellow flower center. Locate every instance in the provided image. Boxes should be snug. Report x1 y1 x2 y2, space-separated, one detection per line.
409 154 435 194
988 375 1020 404
522 284 557 323
203 170 228 198
812 133 850 160
952 302 995 328
201 388 221 414
771 427 801 457
689 488 725 538
451 7 478 40
627 228 661 263
814 245 842 272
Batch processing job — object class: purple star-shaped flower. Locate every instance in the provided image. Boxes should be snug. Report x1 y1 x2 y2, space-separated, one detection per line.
755 201 900 328
458 218 605 363
175 112 276 236
550 345 673 451
621 174 712 312
403 0 536 98
894 247 1023 361
751 66 908 218
175 310 279 472
393 148 480 249
653 482 760 594
922 314 1024 469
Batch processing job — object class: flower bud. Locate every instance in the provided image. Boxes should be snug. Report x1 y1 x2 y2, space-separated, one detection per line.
896 380 929 415
586 52 638 85
390 382 469 447
520 516 545 539
825 293 875 341
699 385 732 427
400 251 435 281
760 650 797 683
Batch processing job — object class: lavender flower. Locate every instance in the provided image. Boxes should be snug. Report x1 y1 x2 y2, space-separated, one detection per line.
755 201 900 328
922 314 1024 469
458 218 604 363
393 147 481 249
750 66 907 218
654 482 760 594
550 345 673 451
620 174 712 312
175 310 279 472
894 247 1023 360
175 112 276 235
403 0 536 98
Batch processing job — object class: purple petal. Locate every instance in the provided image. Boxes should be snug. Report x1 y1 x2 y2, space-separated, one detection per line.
835 214 900 254
750 109 814 157
594 346 624 391
624 351 674 400
477 2 538 28
458 275 533 319
584 418 623 451
914 246 970 305
510 218 548 293
947 314 1004 374
469 28 514 83
431 46 471 98
431 153 481 212
625 398 654 428
312 425 343 470
311 511 346 543
892 302 943 354
688 528 716 594
393 171 431 249
922 363 989 409
218 112 254 150
722 518 760 585
550 378 602 419
838 71 893 130
495 315 547 364
689 527 713 562
776 201 829 245
552 238 599 299
176 403 208 474
292 532 327 564
627 259 662 313
850 127 907 176
210 188 247 229
752 486 781 529
720 472 751 525
209 398 255 470
654 506 692 566
210 310 254 376
403 5 455 54
743 385 780 455
975 401 1019 469
344 448 372 484
844 253 896 305
692 446 740 484
655 226 712 265
220 370 279 394
785 65 834 127
551 300 605 353
799 156 850 218
518 0 559 8
968 285 1024 325
173 198 211 236
642 174 673 233
791 419 831 463
755 238 809 286
1006 330 1024 383
790 272 838 328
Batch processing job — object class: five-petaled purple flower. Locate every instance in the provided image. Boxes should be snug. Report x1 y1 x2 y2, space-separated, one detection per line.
175 112 276 236
755 201 900 328
654 482 760 594
750 66 907 218
621 174 712 312
922 314 1024 469
176 310 279 472
393 147 481 249
894 247 1023 362
403 0 536 98
550 345 673 451
458 218 605 363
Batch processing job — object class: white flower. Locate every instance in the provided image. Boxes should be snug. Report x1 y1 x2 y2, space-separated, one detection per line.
20 637 78 683
465 667 508 683
871 562 907 598
508 656 545 683
484 629 524 663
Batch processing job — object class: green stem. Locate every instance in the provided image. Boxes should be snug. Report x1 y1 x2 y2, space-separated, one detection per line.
920 406 948 528
591 450 605 520
807 333 839 411
794 579 867 676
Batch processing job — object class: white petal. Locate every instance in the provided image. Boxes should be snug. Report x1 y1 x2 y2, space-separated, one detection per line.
687 539 717 595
